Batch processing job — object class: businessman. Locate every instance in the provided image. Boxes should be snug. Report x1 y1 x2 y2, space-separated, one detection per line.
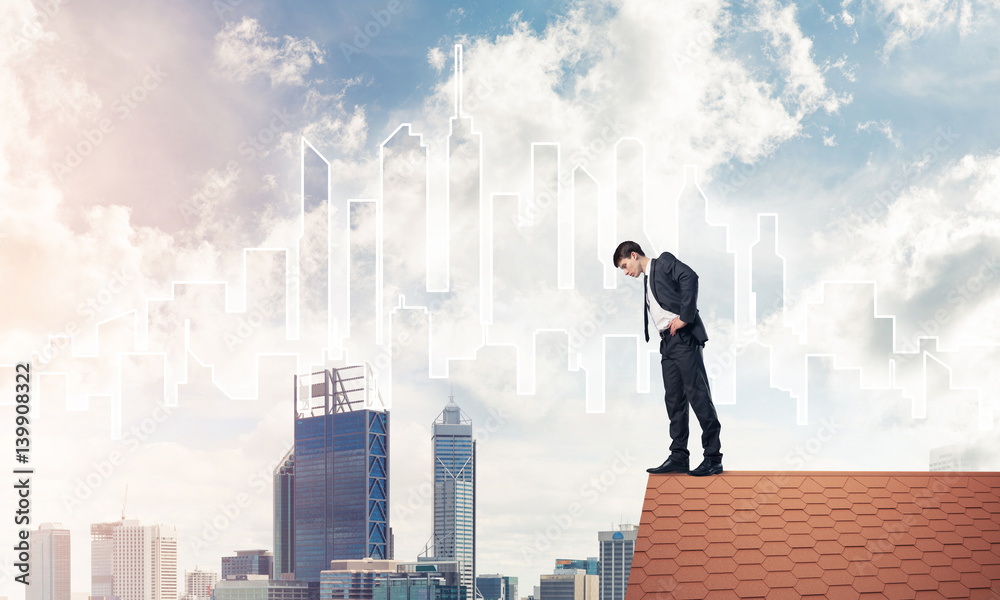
614 241 723 476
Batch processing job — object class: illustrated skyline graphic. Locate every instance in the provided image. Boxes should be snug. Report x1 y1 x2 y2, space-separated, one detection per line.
14 45 994 438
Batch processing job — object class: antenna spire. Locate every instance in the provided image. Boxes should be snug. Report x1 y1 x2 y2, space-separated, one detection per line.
454 44 464 118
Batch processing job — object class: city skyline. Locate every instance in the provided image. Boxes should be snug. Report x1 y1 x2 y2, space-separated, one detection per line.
13 378 632 600
4 0 1000 597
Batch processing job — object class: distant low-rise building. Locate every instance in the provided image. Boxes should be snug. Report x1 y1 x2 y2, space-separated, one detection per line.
223 551 273 581
538 574 597 600
475 575 516 600
182 569 218 600
212 577 312 600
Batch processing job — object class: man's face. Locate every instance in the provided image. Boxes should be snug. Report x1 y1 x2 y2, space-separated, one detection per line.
618 252 642 278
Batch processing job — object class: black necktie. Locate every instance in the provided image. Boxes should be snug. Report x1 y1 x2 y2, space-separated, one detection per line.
643 273 650 342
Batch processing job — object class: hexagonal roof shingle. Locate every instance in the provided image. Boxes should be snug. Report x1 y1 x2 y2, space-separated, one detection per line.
625 472 1000 600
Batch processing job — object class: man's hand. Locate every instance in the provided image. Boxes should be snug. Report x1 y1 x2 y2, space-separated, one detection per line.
669 318 687 336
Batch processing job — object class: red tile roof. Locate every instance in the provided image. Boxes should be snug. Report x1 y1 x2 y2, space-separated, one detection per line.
625 472 1000 600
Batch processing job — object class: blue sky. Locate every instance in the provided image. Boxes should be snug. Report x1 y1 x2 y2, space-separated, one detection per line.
2 0 1000 597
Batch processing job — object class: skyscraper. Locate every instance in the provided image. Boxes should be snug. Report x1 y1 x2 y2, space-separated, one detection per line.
597 525 636 600
108 520 178 600
27 523 70 600
431 398 475 596
293 364 390 583
91 521 121 597
273 448 295 579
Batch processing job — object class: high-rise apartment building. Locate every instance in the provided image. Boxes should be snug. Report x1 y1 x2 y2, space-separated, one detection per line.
91 521 121 597
27 523 71 600
93 520 177 600
431 399 475 596
182 569 218 600
293 365 390 583
597 525 636 600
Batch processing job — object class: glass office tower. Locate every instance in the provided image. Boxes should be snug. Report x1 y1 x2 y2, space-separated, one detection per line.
274 448 295 578
432 399 475 596
293 365 390 583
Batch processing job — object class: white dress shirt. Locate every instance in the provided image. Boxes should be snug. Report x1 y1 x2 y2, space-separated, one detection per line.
646 257 679 334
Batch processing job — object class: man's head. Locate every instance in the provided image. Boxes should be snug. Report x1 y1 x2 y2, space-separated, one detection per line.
614 241 646 278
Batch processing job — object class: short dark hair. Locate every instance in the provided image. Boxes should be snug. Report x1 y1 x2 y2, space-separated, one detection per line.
613 241 645 267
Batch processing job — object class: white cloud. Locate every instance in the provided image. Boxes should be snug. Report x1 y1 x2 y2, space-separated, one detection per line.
874 0 1000 56
826 54 857 83
809 149 1000 325
213 17 324 87
753 0 852 117
427 46 446 72
857 119 902 147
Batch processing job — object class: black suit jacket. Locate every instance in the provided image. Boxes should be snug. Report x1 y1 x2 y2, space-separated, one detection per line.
644 252 709 346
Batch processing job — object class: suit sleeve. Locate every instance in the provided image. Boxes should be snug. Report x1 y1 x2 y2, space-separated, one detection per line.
660 252 699 324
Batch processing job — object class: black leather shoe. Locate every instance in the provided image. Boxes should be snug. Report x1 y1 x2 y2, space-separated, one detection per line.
688 458 723 476
646 458 690 474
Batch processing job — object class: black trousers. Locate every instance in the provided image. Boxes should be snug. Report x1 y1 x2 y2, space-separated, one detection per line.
660 329 722 462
